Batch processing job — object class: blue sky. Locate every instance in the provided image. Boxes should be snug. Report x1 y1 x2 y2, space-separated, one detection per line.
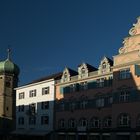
0 0 140 85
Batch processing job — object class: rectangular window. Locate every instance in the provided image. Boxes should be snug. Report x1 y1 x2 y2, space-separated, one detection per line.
80 82 88 90
29 116 36 125
19 92 25 99
96 78 105 88
119 68 131 79
18 117 24 125
41 116 49 125
41 101 49 109
70 84 76 92
108 96 113 104
119 91 130 102
29 103 36 115
29 89 36 97
96 98 104 107
42 87 49 95
18 105 24 112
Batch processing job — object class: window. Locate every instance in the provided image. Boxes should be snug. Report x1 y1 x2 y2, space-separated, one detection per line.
18 117 24 125
80 101 88 109
96 98 104 107
69 102 75 111
19 92 25 99
29 103 36 115
96 78 105 88
41 116 49 125
79 118 87 127
5 81 11 87
42 87 49 95
59 119 65 128
29 89 36 97
119 91 130 102
108 96 113 104
136 115 140 127
102 62 106 69
103 116 112 128
119 68 131 79
70 84 76 92
80 82 88 90
68 119 76 128
41 101 49 109
102 62 107 73
90 117 100 128
118 114 130 127
60 103 65 111
63 72 68 82
18 105 24 112
29 116 36 125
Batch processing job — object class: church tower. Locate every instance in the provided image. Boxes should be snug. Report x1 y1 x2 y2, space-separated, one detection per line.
0 49 20 131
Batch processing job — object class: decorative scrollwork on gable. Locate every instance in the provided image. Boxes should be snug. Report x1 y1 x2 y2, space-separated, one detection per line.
98 57 112 74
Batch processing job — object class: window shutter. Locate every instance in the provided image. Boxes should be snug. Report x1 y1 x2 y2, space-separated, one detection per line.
60 87 64 94
135 64 140 76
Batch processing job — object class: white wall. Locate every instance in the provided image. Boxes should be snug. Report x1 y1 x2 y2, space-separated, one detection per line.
16 79 55 132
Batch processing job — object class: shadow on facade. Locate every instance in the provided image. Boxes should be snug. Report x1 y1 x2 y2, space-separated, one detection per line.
54 69 140 140
0 117 14 140
11 101 54 140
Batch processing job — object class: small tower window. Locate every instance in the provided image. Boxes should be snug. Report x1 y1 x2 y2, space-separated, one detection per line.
5 81 11 87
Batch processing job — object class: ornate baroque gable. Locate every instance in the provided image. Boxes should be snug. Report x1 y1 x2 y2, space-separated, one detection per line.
61 67 70 82
98 57 113 74
119 17 140 54
78 63 88 79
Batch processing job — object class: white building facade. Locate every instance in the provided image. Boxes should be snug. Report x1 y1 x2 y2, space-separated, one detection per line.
15 73 62 138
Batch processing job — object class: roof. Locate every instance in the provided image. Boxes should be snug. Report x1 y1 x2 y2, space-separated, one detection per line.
0 59 20 75
85 63 98 72
29 72 62 84
105 57 113 66
78 62 98 72
66 67 78 76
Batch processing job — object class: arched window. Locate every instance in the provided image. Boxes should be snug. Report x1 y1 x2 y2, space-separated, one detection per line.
118 113 131 127
90 117 100 128
79 118 88 127
59 119 65 129
68 118 76 128
103 116 112 128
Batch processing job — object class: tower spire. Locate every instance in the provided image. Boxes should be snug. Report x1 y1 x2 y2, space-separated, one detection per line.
7 48 11 60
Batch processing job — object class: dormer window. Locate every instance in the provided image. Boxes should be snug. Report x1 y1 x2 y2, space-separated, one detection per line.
81 67 86 74
78 63 88 79
61 68 70 82
63 72 66 78
98 57 113 74
102 62 106 69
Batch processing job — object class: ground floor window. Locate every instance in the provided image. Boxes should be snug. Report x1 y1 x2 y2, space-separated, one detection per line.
117 135 130 140
78 135 87 140
102 135 111 140
58 134 66 140
67 135 76 140
89 135 100 140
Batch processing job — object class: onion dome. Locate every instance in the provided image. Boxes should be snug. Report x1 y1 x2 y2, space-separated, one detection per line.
0 49 20 75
